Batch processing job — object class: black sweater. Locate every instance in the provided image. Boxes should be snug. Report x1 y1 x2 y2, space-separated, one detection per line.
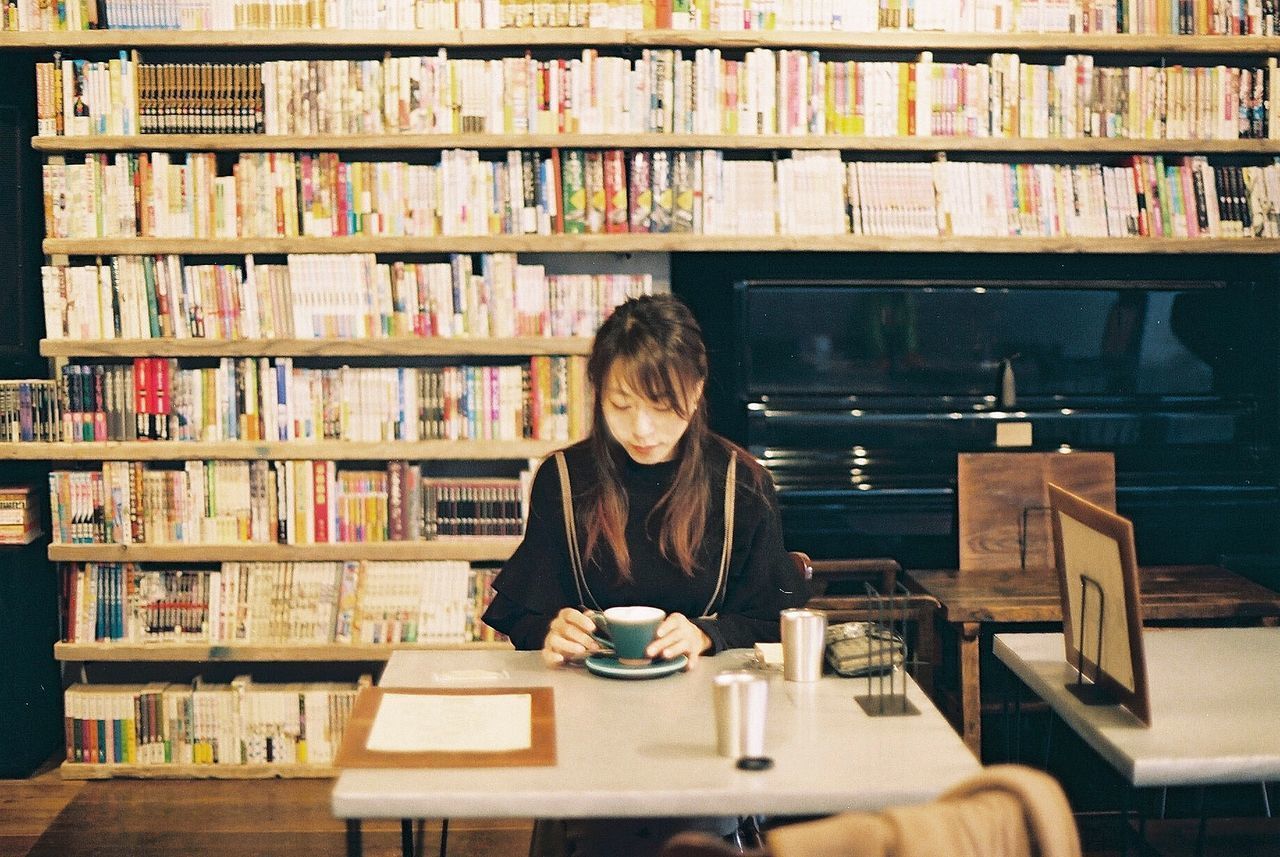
482 437 810 653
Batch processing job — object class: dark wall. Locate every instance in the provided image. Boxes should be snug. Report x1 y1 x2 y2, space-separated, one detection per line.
0 55 44 379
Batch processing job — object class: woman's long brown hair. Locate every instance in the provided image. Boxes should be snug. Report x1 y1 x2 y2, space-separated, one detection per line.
582 294 713 580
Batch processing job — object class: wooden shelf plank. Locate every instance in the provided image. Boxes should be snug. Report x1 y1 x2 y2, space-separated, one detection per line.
38 336 593 358
55 641 512 661
1 439 568 460
44 235 1280 255
60 763 335 780
32 133 1280 153
48 539 520 562
4 29 1280 52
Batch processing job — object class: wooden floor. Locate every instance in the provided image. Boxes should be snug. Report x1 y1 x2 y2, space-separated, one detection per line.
1 760 1276 857
0 761 531 857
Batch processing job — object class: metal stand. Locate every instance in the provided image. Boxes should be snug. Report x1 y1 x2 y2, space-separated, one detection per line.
1019 504 1051 570
855 582 920 717
1065 573 1118 707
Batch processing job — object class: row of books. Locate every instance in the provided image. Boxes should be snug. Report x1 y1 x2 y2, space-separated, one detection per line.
0 381 59 443
37 56 253 137
842 156 1278 237
50 356 588 443
64 560 502 644
7 0 1280 36
50 460 535 545
41 253 650 342
45 148 1280 240
38 50 1280 141
64 678 361 766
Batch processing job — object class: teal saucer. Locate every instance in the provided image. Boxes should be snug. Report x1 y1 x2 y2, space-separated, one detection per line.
584 654 688 680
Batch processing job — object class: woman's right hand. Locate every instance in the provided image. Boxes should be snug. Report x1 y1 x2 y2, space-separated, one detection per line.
541 607 605 667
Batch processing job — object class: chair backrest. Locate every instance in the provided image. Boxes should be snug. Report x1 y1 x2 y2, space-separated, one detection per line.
661 765 1082 857
807 557 901 596
958 451 1115 572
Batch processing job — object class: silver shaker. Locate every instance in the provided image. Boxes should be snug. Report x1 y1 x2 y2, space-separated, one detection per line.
712 670 769 758
780 608 827 682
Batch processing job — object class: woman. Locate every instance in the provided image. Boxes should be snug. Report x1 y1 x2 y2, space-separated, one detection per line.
482 293 810 857
483 292 809 668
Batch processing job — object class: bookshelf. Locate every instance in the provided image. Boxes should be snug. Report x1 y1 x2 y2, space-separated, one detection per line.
3 29 1280 51
61 762 335 779
10 10 1280 776
38 336 592 357
54 640 512 661
0 439 569 460
41 236 1280 254
48 539 520 562
32 134 1280 153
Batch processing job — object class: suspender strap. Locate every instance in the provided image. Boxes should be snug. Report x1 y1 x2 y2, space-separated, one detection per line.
555 451 598 612
555 449 737 619
701 451 736 619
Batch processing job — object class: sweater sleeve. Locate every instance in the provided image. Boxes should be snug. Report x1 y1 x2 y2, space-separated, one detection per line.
481 457 578 650
691 473 810 653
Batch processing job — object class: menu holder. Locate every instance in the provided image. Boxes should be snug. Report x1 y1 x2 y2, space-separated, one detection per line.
334 686 557 768
853 582 921 718
1047 483 1151 726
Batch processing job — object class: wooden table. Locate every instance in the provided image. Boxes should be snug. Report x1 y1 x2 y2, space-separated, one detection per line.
332 649 979 856
906 564 1280 757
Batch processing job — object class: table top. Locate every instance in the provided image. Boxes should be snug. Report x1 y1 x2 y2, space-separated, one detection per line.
907 564 1280 624
994 628 1280 787
331 649 979 820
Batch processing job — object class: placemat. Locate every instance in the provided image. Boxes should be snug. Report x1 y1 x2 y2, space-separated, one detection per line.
334 686 556 769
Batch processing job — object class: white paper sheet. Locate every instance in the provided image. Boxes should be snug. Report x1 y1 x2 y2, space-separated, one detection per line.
366 693 533 753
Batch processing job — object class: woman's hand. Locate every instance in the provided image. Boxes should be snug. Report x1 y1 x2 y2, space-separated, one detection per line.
541 607 604 667
646 612 712 669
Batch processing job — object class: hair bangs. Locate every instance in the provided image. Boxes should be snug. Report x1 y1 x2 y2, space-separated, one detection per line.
613 348 696 418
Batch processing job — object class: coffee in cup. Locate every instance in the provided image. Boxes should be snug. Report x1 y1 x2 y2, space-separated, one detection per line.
588 606 666 665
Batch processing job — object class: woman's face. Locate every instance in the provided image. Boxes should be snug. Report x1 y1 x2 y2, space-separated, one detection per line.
601 361 702 465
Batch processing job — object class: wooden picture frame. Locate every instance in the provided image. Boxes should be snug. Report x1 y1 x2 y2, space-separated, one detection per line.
334 686 557 768
1047 483 1151 725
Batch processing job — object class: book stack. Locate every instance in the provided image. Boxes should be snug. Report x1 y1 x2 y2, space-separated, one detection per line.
0 486 43 545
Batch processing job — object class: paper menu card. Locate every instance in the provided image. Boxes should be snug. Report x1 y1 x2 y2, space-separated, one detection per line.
366 693 532 753
334 686 556 768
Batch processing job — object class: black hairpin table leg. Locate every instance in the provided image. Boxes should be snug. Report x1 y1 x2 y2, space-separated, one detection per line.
346 819 362 857
401 819 415 857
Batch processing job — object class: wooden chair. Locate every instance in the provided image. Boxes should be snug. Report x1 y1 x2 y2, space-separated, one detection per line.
660 765 1082 857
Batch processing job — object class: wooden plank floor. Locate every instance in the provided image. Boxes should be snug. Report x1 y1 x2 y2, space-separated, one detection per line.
0 761 531 857
0 761 1276 857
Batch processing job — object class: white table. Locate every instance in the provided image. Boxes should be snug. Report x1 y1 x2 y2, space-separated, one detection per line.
331 649 979 854
994 628 1280 787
